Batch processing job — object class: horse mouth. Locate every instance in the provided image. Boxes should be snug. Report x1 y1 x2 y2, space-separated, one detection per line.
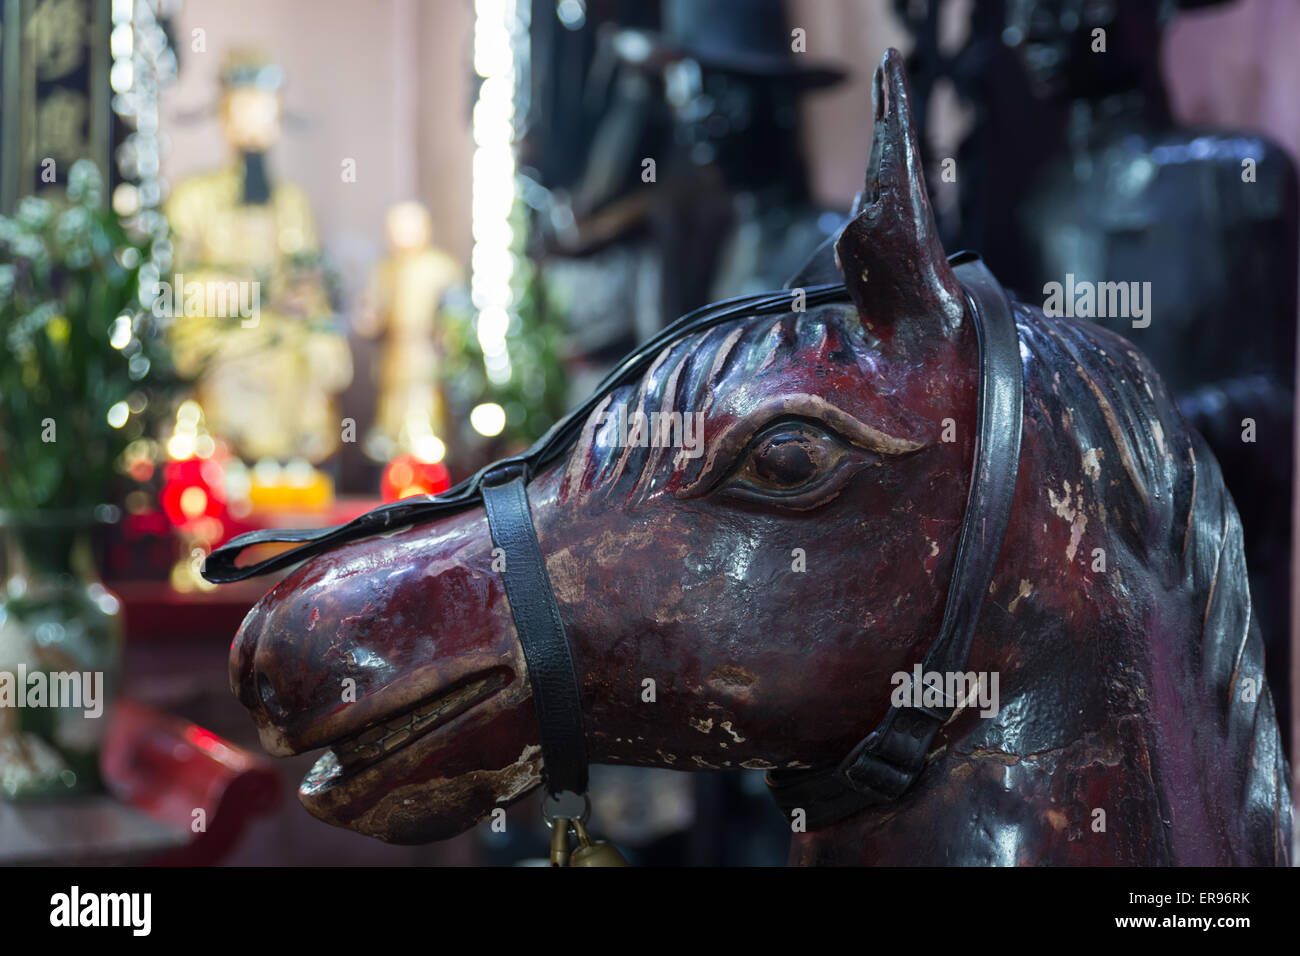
301 669 511 791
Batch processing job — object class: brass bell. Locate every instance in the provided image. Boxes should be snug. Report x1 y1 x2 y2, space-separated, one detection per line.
568 819 628 867
549 817 572 867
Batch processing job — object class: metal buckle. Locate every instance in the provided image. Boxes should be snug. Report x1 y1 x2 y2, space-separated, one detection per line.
835 707 945 804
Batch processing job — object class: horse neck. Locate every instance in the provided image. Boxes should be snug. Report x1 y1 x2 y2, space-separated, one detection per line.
785 712 1194 866
783 638 1262 867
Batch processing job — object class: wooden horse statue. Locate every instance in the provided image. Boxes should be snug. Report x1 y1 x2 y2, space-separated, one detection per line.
206 50 1291 866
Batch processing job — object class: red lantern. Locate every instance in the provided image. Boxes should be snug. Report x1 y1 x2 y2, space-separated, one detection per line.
380 453 451 503
160 456 227 530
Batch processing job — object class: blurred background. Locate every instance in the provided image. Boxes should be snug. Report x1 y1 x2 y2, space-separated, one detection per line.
1 0 1297 865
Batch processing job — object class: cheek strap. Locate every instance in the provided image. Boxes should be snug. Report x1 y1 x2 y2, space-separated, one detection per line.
766 256 1024 829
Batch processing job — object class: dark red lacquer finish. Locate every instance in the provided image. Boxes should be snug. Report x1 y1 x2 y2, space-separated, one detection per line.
227 50 1290 864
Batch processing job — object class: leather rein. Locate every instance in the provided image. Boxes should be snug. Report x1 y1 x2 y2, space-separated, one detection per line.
202 253 1023 824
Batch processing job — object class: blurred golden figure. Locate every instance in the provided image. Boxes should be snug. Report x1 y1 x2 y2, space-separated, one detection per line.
355 201 462 462
165 51 351 464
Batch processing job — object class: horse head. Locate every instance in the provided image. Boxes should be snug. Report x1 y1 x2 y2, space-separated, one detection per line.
218 50 1290 864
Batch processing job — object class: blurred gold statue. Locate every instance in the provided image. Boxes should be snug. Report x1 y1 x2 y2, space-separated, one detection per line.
355 201 462 462
165 51 351 464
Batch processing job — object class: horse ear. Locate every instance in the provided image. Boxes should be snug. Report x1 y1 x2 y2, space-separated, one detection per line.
835 48 964 334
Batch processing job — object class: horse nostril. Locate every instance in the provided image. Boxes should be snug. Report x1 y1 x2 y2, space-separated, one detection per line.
256 670 279 715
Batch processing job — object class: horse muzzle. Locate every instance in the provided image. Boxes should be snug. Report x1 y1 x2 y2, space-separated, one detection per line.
226 509 548 842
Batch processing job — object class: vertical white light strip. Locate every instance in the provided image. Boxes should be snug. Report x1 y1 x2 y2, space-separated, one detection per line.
471 0 518 386
111 0 176 312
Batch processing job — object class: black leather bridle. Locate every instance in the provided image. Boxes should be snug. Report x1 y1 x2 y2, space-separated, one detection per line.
766 255 1023 828
202 253 1023 821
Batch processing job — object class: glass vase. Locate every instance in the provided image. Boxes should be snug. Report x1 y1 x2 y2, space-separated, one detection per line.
0 511 122 800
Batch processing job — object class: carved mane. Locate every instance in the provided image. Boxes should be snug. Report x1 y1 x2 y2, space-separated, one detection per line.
999 301 1289 863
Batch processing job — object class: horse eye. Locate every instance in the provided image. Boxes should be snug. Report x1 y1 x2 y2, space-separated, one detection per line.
720 420 860 506
750 430 822 488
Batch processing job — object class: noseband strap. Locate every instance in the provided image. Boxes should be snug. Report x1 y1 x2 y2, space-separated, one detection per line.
481 463 589 796
766 256 1024 830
